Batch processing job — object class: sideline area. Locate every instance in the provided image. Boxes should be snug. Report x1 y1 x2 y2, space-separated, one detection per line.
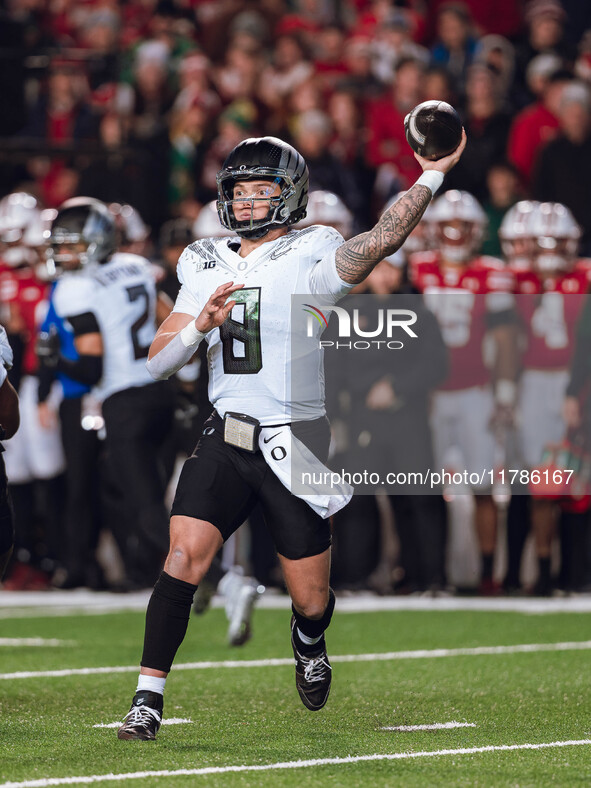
3 589 591 616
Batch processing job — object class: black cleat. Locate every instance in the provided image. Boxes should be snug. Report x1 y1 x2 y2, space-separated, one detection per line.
290 616 332 711
117 690 163 740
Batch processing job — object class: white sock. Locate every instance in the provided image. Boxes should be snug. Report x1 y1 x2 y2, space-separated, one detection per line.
297 628 322 646
136 674 166 696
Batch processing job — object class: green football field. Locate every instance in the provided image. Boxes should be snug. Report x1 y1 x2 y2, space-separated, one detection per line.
2 600 591 787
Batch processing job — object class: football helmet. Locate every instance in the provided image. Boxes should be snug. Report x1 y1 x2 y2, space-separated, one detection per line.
193 200 237 239
530 201 581 274
383 191 435 256
23 208 57 248
47 197 117 273
429 190 487 263
109 203 150 245
0 192 42 267
298 190 353 239
216 136 309 239
22 208 58 279
499 200 540 272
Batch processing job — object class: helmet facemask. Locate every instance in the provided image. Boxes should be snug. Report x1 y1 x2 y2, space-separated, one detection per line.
533 236 579 275
217 168 297 239
501 236 535 272
530 202 581 276
46 237 97 275
429 190 487 264
435 219 483 263
499 201 541 272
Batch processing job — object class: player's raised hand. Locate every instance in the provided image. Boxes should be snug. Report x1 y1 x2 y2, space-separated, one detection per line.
415 128 467 174
195 281 244 333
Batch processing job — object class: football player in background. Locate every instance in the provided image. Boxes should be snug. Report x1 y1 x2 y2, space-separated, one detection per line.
0 192 66 591
40 197 175 589
0 326 19 579
514 202 591 595
117 130 466 741
36 267 106 590
409 189 519 594
498 200 540 593
298 190 354 240
109 202 152 259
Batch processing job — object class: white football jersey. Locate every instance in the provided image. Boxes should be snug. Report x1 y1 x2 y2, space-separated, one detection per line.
53 252 158 401
173 226 351 424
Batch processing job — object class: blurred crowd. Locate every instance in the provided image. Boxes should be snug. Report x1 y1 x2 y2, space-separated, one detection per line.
1 0 591 240
2 0 591 597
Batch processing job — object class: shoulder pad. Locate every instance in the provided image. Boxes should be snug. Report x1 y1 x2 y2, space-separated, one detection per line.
112 252 152 269
179 242 206 268
292 225 344 247
184 236 231 260
54 273 96 312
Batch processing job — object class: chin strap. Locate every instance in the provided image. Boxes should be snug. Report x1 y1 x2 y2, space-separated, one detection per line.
235 220 288 240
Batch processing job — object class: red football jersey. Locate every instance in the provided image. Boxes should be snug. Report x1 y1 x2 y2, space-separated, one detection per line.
515 262 591 371
411 252 515 391
0 267 49 375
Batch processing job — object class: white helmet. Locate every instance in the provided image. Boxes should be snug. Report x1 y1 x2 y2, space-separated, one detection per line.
430 190 487 263
531 202 581 274
0 192 42 266
23 208 58 279
499 200 540 272
299 191 353 239
193 200 237 239
23 208 58 248
383 191 435 256
109 203 150 245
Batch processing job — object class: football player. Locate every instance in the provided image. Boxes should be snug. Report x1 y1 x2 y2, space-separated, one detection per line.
297 190 354 240
499 200 541 275
109 202 152 258
498 200 541 593
514 201 590 594
36 273 106 590
0 325 19 579
0 192 66 591
41 197 176 589
409 189 518 594
117 131 466 741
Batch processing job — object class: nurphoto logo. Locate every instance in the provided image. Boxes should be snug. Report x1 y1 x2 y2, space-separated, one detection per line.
303 304 418 350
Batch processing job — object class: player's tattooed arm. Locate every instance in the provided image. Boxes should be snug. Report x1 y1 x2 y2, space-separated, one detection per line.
334 184 432 284
335 128 468 285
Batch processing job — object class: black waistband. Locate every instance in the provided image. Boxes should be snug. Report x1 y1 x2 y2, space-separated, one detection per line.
211 410 292 429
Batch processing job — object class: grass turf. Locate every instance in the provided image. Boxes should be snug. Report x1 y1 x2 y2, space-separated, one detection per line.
1 607 591 787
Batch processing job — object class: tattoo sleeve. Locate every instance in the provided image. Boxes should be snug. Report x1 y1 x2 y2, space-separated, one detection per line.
335 184 432 284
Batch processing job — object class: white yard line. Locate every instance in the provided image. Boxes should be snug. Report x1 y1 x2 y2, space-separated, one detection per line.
2 640 591 681
93 719 192 729
1 739 590 787
381 722 477 731
0 638 75 647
